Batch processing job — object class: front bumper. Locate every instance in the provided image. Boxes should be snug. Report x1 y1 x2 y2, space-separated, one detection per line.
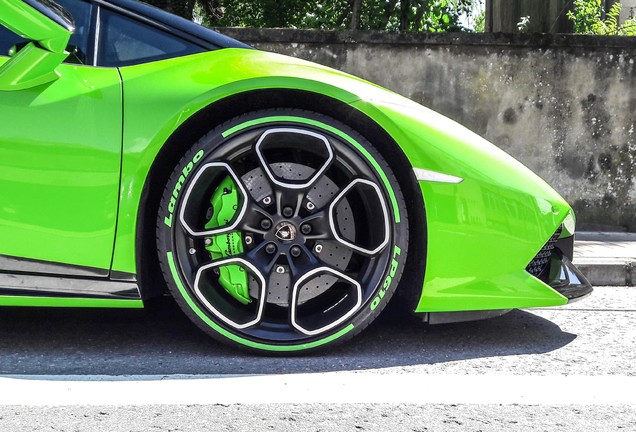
424 229 592 324
527 232 592 302
547 236 593 301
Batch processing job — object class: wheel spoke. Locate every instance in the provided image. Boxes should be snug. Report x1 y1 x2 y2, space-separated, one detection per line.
193 257 267 330
178 162 250 238
328 178 390 256
255 127 335 190
289 266 362 336
244 242 280 279
167 118 399 346
285 243 322 279
236 200 272 235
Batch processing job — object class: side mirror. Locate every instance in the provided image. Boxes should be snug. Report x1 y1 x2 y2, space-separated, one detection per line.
8 42 31 57
0 0 74 91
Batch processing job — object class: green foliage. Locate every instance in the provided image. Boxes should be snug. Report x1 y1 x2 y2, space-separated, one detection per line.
516 15 530 32
148 0 475 32
567 0 636 35
473 9 485 32
567 0 602 33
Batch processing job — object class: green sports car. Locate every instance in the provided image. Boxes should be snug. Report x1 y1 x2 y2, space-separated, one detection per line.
0 0 591 353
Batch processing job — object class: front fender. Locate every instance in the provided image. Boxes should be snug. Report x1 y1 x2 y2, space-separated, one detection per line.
350 99 570 312
113 48 572 314
112 48 396 274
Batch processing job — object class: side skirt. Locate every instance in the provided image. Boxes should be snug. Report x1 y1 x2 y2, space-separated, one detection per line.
421 309 513 325
0 273 143 308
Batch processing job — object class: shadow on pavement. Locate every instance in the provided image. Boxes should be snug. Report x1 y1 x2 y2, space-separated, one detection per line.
0 297 576 376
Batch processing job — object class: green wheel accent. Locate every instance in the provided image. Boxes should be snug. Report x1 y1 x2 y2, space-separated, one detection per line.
158 108 408 353
203 175 249 304
167 251 354 352
222 116 401 223
0 296 143 308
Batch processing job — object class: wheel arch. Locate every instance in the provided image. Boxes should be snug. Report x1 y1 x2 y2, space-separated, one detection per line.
137 88 426 310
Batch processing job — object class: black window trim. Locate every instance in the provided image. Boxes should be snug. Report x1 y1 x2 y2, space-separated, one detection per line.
2 0 222 68
24 0 75 32
93 0 218 65
91 4 100 66
56 0 95 66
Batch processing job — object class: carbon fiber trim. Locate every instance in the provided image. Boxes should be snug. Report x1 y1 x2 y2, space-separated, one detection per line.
526 226 562 282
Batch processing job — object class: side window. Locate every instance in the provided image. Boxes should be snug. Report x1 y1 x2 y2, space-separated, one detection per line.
0 27 27 57
97 10 205 67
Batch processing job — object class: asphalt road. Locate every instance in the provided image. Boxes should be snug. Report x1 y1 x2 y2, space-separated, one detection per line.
0 286 634 431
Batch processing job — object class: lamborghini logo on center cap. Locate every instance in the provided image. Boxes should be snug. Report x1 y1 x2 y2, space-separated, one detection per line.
275 222 297 241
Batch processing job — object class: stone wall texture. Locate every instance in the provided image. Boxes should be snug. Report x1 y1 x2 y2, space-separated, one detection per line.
218 29 636 231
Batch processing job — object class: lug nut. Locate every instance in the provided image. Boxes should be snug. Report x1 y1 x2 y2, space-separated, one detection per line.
300 224 312 235
189 248 196 255
276 266 286 274
265 243 277 254
314 244 323 254
282 206 294 217
290 246 302 257
260 218 272 230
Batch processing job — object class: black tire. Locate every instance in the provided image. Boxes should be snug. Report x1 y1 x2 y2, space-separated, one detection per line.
156 109 408 354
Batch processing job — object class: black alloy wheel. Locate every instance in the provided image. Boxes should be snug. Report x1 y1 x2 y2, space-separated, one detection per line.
157 109 408 353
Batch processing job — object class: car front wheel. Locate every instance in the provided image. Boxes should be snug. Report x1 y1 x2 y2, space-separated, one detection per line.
156 109 408 353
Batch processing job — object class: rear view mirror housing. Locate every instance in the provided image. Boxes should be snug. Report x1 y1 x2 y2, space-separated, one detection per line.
0 0 74 91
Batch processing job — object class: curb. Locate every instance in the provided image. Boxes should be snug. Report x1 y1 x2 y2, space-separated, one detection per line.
573 259 636 287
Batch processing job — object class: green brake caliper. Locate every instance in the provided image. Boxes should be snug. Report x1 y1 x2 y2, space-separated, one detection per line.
204 176 250 304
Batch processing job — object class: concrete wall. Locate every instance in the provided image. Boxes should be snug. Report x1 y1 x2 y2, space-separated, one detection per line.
621 0 636 23
218 29 636 231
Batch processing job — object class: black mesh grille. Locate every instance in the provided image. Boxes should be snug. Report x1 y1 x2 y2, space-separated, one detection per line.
526 226 562 279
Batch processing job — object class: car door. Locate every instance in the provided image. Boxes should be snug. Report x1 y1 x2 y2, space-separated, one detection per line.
0 0 122 275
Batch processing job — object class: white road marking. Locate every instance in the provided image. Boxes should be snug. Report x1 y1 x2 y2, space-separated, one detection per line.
1 373 635 406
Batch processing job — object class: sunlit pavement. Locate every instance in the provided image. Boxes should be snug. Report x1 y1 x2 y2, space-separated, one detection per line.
0 286 634 430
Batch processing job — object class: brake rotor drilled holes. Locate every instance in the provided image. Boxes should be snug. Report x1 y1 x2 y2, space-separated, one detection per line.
241 162 355 307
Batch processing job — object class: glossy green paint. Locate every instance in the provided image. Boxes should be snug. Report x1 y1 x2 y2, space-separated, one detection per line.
0 42 69 91
0 0 72 90
113 49 380 273
113 48 570 312
347 99 570 311
0 28 573 314
0 57 123 270
0 295 143 308
0 0 71 52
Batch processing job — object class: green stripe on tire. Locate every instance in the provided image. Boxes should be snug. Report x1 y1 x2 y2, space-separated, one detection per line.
167 251 354 352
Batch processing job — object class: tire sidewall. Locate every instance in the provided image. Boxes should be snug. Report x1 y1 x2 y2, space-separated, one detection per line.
156 109 409 353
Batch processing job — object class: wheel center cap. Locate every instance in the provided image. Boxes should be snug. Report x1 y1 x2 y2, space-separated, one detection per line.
275 222 297 241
